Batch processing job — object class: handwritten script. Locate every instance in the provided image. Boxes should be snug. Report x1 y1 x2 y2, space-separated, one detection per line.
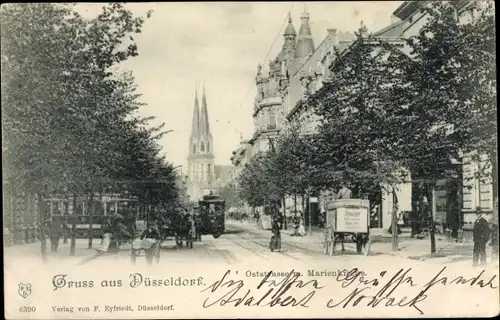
201 269 324 308
201 267 498 315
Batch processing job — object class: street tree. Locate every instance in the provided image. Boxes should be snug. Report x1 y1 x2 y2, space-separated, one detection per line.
1 4 181 253
384 1 496 251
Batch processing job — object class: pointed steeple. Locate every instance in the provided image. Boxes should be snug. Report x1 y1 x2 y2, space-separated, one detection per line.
199 83 211 135
283 12 297 51
295 4 315 59
189 85 200 141
283 13 296 38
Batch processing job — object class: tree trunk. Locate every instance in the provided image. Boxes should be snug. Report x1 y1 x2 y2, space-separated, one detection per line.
392 188 399 251
430 186 437 254
88 192 95 249
70 194 77 256
308 197 312 236
294 194 297 213
36 193 47 262
301 194 305 221
12 195 18 244
282 198 287 230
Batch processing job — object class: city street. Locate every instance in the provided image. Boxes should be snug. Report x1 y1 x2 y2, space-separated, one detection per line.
5 220 499 319
5 221 497 272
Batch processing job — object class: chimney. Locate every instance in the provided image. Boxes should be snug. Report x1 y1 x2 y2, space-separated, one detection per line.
327 28 339 45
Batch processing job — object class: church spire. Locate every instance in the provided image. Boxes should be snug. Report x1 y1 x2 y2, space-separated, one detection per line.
283 12 297 51
294 4 315 60
199 83 211 135
189 86 200 142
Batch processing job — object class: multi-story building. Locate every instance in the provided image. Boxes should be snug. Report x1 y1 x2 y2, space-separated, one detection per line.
235 1 493 231
249 8 317 156
372 0 494 228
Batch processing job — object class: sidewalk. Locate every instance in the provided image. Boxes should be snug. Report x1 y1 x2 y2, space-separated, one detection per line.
4 239 103 262
228 219 497 266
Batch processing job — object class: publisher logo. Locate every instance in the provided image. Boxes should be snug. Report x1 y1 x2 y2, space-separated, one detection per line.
18 283 32 299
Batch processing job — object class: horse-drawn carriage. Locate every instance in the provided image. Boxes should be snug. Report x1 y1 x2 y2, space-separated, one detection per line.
130 212 195 264
323 199 371 256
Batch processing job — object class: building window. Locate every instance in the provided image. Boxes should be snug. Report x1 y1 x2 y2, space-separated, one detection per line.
207 141 210 152
201 142 205 152
192 144 196 153
268 108 277 130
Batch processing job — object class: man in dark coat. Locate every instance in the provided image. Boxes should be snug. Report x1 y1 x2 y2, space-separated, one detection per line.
473 207 490 267
49 219 64 252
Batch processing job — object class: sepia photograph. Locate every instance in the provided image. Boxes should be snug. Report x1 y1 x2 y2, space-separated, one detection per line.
2 1 498 319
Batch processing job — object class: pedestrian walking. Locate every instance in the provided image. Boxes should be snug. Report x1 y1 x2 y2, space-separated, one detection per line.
269 218 281 252
62 217 69 244
472 207 490 267
298 216 306 236
48 219 63 252
291 215 300 236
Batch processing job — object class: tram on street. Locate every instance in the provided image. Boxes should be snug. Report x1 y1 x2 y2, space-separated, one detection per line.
197 193 225 238
45 194 139 239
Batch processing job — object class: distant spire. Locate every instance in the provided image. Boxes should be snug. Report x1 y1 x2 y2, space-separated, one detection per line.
295 4 315 59
200 83 210 135
189 85 200 150
284 12 296 37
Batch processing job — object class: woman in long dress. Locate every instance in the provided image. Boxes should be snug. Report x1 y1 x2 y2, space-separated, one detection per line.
270 219 281 252
298 217 306 236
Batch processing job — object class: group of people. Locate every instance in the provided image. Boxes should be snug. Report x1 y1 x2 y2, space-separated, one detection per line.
140 211 199 243
291 215 306 237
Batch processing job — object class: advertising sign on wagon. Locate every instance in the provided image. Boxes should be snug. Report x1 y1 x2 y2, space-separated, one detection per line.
326 199 370 233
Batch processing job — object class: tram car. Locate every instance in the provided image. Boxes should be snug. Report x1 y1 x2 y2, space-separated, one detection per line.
197 193 225 238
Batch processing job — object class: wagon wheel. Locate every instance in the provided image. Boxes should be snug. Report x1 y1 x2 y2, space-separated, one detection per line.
332 232 341 255
154 243 161 263
175 235 183 247
213 231 222 239
356 233 363 254
325 229 335 256
323 229 330 255
363 233 371 256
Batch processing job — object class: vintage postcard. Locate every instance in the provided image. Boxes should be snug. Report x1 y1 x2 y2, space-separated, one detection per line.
2 1 498 319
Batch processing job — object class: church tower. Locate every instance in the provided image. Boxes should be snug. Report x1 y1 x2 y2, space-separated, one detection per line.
294 6 315 63
187 85 216 201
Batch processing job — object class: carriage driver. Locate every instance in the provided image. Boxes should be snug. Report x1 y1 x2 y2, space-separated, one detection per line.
140 219 162 240
140 219 162 264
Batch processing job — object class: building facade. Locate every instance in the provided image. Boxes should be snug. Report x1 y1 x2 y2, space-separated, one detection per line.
249 9 318 156
373 0 494 227
186 86 217 201
232 1 493 231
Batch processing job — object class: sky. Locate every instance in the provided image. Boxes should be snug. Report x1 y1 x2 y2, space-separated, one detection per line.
75 1 403 173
